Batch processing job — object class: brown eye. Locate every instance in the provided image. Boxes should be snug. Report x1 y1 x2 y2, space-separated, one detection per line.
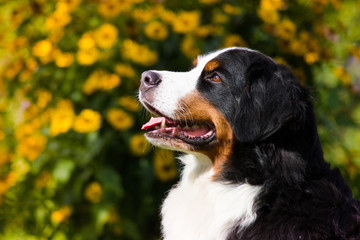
209 73 221 82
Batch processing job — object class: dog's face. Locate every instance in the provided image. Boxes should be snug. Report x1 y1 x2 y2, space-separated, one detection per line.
139 47 306 166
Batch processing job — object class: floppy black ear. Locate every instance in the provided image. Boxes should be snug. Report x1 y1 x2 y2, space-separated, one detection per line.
233 60 307 143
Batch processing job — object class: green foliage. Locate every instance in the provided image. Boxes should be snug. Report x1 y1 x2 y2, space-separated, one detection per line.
0 0 359 239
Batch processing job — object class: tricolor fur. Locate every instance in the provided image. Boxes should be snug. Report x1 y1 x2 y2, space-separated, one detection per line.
139 47 360 240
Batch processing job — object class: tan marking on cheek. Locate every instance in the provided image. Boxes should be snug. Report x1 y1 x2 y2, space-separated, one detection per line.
192 58 198 68
204 59 220 72
178 91 234 176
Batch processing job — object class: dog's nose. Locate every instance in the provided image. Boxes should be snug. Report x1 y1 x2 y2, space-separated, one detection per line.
140 71 161 91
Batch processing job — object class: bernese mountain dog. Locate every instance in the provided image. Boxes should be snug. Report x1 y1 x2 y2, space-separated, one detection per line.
139 47 360 240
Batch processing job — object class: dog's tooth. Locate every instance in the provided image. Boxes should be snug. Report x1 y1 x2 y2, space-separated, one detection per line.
193 124 199 129
161 118 166 128
155 126 160 129
177 125 181 128
184 125 190 130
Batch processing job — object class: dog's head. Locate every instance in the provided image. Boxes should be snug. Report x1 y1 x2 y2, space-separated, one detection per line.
139 47 308 164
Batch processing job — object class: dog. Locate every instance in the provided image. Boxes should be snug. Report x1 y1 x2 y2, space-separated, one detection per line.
139 47 360 240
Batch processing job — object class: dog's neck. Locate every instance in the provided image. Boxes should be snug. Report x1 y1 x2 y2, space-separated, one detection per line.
161 153 261 240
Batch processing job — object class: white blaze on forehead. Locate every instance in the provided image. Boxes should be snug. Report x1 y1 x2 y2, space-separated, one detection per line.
148 47 251 118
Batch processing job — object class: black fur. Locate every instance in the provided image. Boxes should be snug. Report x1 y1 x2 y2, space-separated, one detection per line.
197 49 360 239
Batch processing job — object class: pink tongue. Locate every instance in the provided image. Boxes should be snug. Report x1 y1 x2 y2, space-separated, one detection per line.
183 128 210 137
141 117 165 130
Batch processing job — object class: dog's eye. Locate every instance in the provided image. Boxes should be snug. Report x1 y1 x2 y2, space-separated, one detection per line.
207 73 221 83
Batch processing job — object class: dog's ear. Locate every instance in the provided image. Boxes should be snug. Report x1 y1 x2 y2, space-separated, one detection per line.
233 59 307 143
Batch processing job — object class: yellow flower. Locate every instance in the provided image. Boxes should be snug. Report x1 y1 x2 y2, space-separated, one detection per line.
349 46 360 60
195 25 219 38
276 18 296 40
94 23 118 49
121 39 158 66
0 147 13 168
100 73 121 91
132 8 154 23
26 58 38 71
25 104 42 121
45 6 72 30
222 4 242 15
118 96 140 112
106 108 134 130
180 35 201 59
78 32 96 50
160 9 176 25
32 39 53 58
130 134 150 156
131 4 164 22
15 121 40 140
58 0 81 12
199 0 220 4
273 57 288 65
114 63 136 78
19 69 34 82
257 0 283 25
0 131 4 141
6 171 18 188
7 35 27 52
144 21 168 41
73 109 102 133
83 70 102 95
153 149 177 182
76 47 100 65
50 99 75 136
99 0 135 17
51 206 72 223
84 181 103 203
289 40 306 56
55 51 74 68
222 34 247 48
0 172 18 195
83 70 121 95
304 52 319 64
172 11 200 34
257 7 280 24
4 60 23 80
15 120 41 140
333 66 351 85
17 134 47 161
35 171 51 189
99 0 120 17
213 13 229 24
260 0 284 10
48 29 65 43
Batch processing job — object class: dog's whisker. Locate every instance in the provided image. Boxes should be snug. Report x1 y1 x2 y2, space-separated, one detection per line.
177 101 194 125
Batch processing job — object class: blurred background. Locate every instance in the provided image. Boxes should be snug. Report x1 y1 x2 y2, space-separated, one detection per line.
0 0 359 239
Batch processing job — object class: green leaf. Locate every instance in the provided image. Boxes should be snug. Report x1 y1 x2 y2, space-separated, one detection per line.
53 159 76 184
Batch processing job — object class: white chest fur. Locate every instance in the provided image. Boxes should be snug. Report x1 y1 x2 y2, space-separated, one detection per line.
161 154 261 240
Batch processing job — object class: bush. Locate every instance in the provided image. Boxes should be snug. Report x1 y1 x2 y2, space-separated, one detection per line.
0 0 359 239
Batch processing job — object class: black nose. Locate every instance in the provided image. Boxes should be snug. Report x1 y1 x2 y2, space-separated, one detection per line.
140 71 161 91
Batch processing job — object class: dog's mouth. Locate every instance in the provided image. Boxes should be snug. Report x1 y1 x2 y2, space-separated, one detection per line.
141 105 215 147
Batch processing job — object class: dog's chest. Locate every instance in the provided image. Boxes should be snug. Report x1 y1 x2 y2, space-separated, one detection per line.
160 155 261 240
